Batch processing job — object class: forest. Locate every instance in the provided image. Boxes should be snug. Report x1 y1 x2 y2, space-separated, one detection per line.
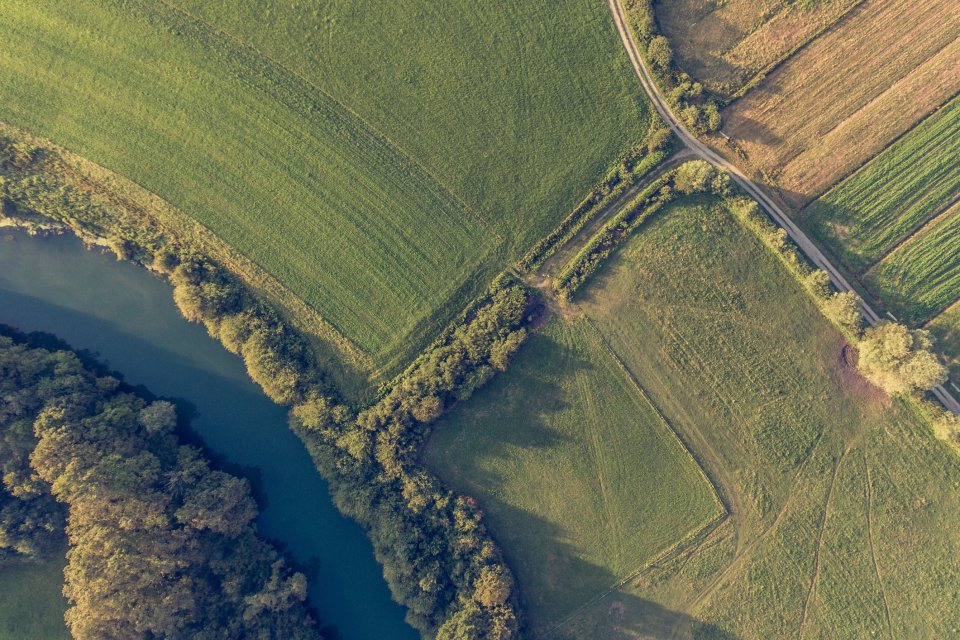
0 331 320 638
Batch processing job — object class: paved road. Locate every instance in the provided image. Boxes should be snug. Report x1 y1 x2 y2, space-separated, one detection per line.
606 0 960 413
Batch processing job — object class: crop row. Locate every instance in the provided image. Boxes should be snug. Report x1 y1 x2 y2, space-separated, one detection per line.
866 203 960 323
805 95 960 270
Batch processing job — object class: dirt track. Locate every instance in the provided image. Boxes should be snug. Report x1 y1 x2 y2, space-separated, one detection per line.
606 0 960 414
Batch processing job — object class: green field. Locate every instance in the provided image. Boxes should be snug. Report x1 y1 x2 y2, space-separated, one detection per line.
865 202 960 322
0 0 652 374
162 0 652 256
804 95 960 271
0 554 69 640
543 197 960 638
424 318 722 633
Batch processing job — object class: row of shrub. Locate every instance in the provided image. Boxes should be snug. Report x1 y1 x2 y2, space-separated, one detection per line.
725 191 955 444
554 160 730 299
516 123 673 272
625 0 722 134
0 332 321 639
1 134 529 637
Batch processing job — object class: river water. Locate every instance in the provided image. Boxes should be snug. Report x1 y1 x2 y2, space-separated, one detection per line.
0 230 416 640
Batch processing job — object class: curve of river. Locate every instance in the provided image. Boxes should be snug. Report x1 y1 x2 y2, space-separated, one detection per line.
0 230 417 640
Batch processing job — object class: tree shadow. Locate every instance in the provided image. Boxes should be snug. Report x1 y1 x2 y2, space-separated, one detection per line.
424 329 736 639
482 501 736 640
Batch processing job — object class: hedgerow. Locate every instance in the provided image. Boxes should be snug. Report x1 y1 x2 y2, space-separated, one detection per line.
554 160 730 299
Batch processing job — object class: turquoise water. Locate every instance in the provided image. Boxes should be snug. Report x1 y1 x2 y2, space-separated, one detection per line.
0 230 416 640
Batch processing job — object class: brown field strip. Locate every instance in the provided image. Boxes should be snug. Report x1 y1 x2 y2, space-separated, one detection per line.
721 0 960 205
658 0 861 96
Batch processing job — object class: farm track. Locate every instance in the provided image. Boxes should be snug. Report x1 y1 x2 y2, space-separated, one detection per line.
607 0 960 414
796 450 845 639
532 148 695 283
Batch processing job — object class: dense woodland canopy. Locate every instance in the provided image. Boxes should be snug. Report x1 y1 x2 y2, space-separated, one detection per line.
0 332 321 639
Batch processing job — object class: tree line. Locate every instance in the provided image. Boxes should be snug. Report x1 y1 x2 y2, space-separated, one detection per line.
626 0 722 134
554 160 732 298
2 133 528 638
0 332 321 639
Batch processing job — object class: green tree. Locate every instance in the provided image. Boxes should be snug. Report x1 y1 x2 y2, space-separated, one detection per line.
647 35 673 70
857 322 948 395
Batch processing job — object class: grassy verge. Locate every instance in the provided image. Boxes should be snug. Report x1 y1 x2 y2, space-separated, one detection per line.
0 553 69 640
424 317 722 633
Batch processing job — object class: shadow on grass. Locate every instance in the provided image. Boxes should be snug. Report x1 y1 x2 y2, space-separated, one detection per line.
425 329 735 639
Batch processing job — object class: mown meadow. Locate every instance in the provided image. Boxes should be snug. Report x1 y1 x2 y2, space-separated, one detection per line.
424 317 722 634
422 182 960 637
0 0 653 378
163 0 653 258
557 197 960 638
804 95 960 272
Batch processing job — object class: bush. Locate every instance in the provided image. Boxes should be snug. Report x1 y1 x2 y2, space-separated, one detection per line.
823 291 864 334
648 35 673 69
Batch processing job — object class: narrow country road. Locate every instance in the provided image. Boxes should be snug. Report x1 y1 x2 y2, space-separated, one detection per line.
606 0 960 414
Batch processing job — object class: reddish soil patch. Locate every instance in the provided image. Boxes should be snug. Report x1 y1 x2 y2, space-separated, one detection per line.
836 339 889 407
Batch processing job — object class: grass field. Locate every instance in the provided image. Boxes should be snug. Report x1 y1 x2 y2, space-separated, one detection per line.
657 0 861 97
0 554 69 640
162 0 652 258
721 0 960 205
424 318 722 633
865 201 960 323
804 96 960 271
539 197 960 638
0 0 652 375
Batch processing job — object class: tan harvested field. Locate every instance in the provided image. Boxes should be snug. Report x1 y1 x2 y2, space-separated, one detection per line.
657 0 861 97
721 0 960 206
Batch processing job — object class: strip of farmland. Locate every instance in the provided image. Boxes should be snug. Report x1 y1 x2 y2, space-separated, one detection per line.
658 0 861 97
722 0 960 205
803 96 960 270
865 200 960 323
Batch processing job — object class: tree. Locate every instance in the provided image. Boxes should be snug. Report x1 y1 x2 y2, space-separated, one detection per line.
822 291 863 333
647 36 673 70
674 160 717 194
857 322 947 395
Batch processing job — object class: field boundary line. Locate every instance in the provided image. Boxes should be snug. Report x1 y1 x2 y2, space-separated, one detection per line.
799 91 960 208
146 0 501 239
725 0 869 102
865 456 895 639
584 317 727 517
535 512 728 640
862 192 960 275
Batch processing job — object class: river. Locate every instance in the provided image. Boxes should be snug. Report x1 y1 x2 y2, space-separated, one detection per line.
0 230 417 640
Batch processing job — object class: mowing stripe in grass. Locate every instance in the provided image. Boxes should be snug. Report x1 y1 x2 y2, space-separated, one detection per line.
0 0 498 361
864 199 960 323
